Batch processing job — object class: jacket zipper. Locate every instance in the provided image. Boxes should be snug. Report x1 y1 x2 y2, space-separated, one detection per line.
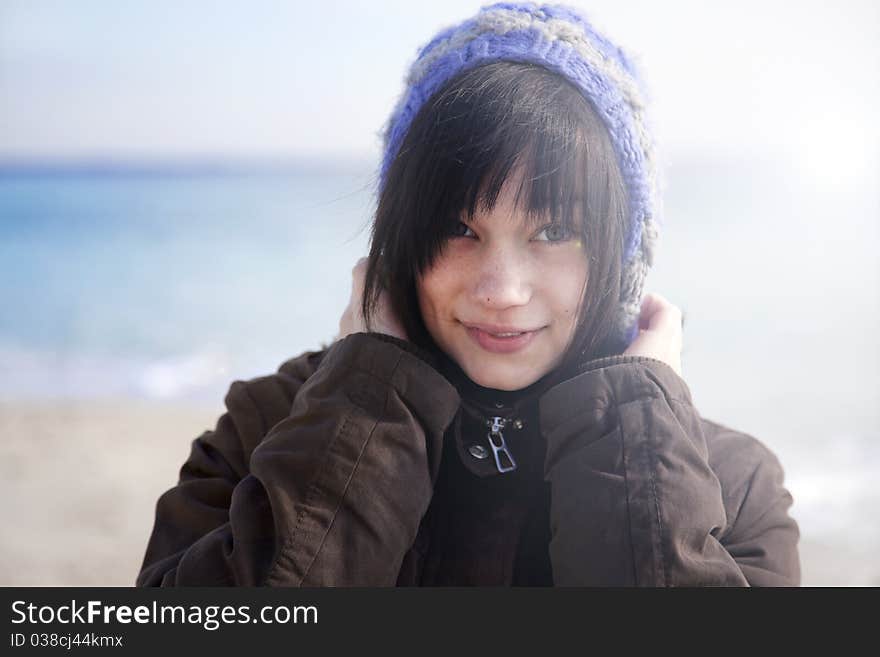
485 416 518 474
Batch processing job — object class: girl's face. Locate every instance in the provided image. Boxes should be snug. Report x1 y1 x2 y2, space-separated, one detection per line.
417 174 589 391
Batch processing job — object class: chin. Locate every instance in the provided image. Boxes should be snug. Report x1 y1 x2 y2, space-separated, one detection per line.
462 362 542 392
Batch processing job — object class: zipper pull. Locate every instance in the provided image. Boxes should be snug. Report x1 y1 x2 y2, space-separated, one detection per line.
486 416 517 473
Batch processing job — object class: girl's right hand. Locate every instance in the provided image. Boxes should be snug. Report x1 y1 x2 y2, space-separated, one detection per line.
336 257 408 342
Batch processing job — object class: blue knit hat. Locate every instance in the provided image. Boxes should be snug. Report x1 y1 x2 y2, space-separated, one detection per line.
379 1 662 348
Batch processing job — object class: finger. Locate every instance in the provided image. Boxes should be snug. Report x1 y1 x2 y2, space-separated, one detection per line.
349 259 368 300
640 293 682 333
653 304 683 337
637 292 663 330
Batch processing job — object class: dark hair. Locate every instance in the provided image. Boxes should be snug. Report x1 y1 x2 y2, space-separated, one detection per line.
363 61 628 371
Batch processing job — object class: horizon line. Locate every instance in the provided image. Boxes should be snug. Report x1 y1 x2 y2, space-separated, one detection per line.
0 154 378 178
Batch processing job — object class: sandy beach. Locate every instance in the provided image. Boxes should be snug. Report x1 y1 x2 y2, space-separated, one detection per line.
0 399 874 587
0 399 221 587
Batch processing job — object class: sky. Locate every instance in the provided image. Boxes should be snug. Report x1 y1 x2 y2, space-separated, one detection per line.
1 0 878 179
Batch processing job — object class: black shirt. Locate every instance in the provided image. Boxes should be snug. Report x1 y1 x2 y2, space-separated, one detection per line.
397 349 561 586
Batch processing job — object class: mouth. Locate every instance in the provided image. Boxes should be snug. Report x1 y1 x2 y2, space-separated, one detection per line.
461 322 545 354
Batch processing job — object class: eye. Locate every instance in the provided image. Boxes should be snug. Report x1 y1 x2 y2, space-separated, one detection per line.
450 221 476 238
535 223 573 243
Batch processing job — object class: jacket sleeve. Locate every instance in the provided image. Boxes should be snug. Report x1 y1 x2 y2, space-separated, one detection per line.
538 355 801 587
136 333 460 586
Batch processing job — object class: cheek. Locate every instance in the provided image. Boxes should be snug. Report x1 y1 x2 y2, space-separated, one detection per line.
548 257 588 326
417 253 468 314
417 263 454 323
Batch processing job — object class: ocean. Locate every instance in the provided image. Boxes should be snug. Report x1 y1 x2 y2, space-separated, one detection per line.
0 164 375 401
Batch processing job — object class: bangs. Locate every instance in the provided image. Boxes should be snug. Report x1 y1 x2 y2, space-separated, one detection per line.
386 61 619 275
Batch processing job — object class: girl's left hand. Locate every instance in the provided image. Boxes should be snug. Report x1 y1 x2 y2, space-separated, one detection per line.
623 292 683 378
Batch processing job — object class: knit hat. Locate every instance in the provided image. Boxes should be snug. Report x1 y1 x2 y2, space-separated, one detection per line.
378 1 662 348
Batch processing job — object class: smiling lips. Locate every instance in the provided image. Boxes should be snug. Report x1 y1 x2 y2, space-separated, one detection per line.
462 322 544 354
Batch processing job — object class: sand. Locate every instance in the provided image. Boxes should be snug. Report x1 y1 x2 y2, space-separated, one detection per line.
0 399 873 587
0 399 220 587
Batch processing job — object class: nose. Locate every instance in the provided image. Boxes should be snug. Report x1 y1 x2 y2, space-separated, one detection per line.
471 245 532 310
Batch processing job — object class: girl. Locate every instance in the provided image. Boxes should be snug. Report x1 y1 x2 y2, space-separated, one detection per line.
137 2 800 586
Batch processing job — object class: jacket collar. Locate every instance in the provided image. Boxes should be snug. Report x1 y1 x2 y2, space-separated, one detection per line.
429 345 581 479
432 344 589 408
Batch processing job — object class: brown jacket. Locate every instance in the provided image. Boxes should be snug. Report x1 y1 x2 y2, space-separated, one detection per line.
136 332 801 586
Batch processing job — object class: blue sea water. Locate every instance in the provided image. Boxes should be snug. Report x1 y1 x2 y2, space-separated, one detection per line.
0 166 375 401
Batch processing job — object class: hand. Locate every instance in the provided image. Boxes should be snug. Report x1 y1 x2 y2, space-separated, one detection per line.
336 257 408 342
623 292 683 378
